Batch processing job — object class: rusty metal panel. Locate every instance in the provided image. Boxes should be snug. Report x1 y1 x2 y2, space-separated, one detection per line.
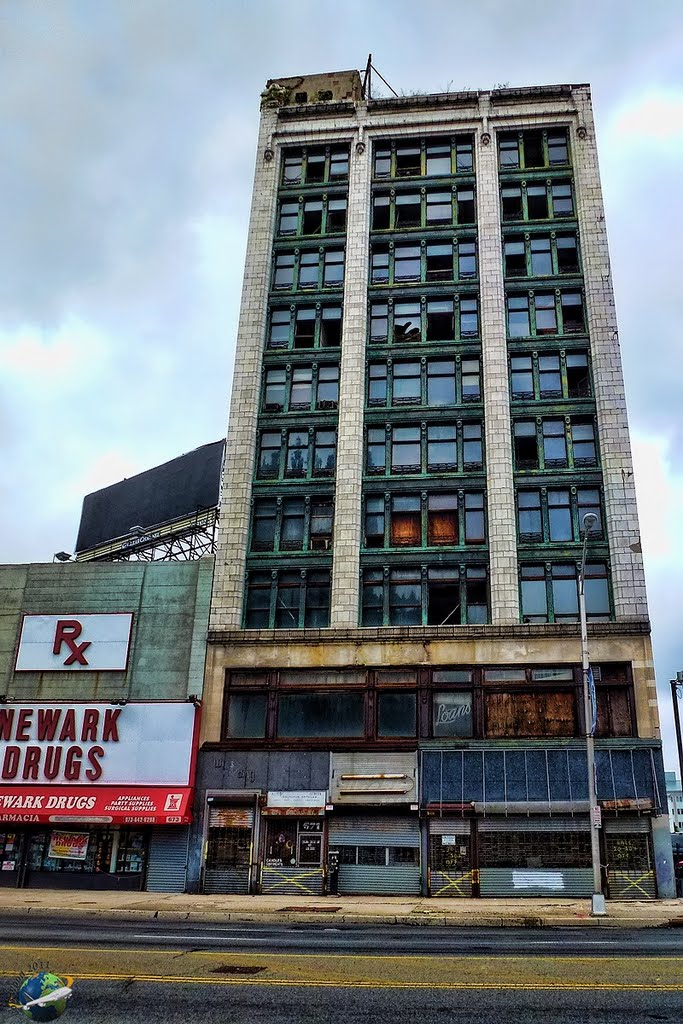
484 691 575 738
330 752 417 804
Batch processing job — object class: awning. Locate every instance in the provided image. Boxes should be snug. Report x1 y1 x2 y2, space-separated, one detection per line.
0 786 193 825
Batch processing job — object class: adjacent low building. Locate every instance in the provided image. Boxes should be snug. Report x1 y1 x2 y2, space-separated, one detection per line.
0 559 212 891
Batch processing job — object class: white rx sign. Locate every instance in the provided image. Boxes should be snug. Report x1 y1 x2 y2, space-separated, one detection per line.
15 614 134 671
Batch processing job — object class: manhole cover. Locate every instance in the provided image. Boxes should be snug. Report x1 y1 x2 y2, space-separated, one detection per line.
210 965 266 976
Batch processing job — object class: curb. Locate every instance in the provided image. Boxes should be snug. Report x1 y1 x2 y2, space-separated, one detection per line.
0 906 676 928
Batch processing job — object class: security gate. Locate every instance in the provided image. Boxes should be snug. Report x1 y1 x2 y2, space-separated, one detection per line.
605 818 656 900
428 819 473 897
146 827 189 892
478 817 593 897
203 805 254 894
328 815 421 895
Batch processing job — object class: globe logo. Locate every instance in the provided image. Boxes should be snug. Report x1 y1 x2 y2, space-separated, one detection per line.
12 972 73 1022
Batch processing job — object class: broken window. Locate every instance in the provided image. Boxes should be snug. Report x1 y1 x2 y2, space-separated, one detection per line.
395 143 421 177
427 567 460 625
514 421 538 469
364 495 385 548
302 200 323 235
504 239 526 277
501 186 523 221
556 234 579 273
561 291 584 332
523 131 544 168
327 197 347 233
293 307 316 348
526 185 549 220
427 300 454 342
395 192 421 228
310 500 334 550
426 243 452 281
393 302 421 342
372 194 391 230
306 151 325 183
320 305 342 348
456 187 475 223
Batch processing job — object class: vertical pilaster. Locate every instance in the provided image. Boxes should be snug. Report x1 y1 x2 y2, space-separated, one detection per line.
477 99 519 624
330 123 371 626
211 106 279 630
571 87 648 620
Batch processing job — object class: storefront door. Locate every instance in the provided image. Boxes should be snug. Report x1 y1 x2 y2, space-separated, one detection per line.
260 818 325 895
605 818 656 899
428 819 474 896
203 805 254 894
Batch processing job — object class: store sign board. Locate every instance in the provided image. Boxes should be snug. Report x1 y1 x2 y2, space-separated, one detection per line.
267 791 327 808
0 702 196 786
15 614 134 672
48 830 89 860
0 785 193 825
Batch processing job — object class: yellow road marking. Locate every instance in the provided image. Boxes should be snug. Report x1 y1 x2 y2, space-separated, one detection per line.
1 971 682 991
1 945 681 963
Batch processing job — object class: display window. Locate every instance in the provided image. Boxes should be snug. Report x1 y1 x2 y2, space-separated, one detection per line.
0 832 22 877
26 827 147 875
264 819 323 868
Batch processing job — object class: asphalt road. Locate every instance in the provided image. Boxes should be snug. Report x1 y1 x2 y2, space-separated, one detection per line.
0 919 681 1024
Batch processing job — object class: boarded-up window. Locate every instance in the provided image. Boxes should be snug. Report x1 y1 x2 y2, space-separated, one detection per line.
428 494 458 544
485 690 575 737
391 496 421 546
596 687 633 737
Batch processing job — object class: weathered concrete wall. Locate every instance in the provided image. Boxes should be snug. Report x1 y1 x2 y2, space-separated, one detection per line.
0 559 213 701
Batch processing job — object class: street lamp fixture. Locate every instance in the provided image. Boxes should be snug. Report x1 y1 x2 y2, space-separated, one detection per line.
578 511 606 916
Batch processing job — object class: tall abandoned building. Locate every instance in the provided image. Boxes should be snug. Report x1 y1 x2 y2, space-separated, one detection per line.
197 69 674 899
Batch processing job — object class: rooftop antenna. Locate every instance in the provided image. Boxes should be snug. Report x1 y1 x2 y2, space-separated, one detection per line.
361 55 399 100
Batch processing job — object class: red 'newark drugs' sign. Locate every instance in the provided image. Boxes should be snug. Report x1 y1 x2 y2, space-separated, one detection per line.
0 786 193 824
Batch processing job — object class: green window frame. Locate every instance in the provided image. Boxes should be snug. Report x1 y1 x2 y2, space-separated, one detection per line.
280 145 350 187
267 304 342 352
272 247 345 292
260 362 339 414
250 494 334 553
371 237 477 286
277 193 348 238
366 355 481 409
520 561 611 623
365 420 484 477
512 417 598 472
369 295 479 346
371 186 476 230
360 563 489 626
504 232 580 278
506 289 585 338
255 428 337 481
509 351 591 402
501 180 575 223
244 568 331 628
361 489 486 549
373 135 475 180
498 128 571 171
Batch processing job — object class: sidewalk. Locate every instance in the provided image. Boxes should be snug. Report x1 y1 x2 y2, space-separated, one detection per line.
0 888 682 927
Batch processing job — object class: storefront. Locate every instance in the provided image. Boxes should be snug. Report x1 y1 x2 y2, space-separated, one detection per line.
0 701 198 890
328 753 420 895
260 791 327 895
203 799 257 894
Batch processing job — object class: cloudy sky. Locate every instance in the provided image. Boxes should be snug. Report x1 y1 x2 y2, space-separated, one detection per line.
1 1 682 768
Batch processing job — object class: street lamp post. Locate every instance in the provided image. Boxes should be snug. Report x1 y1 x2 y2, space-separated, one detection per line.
578 511 607 916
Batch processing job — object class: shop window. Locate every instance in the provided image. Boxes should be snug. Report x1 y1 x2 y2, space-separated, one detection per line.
265 820 323 867
428 494 458 544
390 495 421 546
226 693 268 738
277 692 364 737
485 689 576 737
377 692 417 737
432 690 473 737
